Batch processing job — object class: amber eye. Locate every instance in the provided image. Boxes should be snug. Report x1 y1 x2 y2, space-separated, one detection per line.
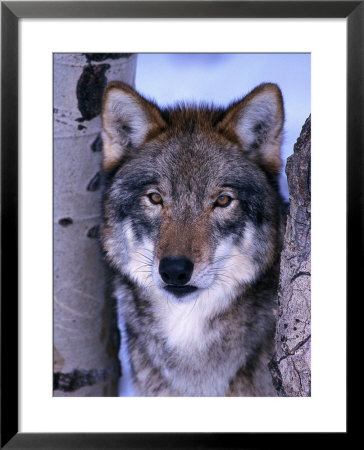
215 195 232 208
148 192 163 205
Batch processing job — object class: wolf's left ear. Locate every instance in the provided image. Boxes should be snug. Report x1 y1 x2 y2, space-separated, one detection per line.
101 82 165 171
218 83 284 175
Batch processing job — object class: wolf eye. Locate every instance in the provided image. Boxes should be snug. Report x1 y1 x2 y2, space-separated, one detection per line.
148 192 163 205
215 195 232 208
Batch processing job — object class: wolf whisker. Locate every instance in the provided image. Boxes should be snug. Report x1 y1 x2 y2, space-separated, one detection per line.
139 247 154 254
134 265 153 273
134 252 154 263
211 254 240 265
133 259 153 267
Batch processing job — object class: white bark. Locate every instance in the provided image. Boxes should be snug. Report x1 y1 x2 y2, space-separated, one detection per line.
53 53 137 396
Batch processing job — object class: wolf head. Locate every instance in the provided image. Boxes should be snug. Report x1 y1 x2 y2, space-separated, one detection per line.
101 82 284 309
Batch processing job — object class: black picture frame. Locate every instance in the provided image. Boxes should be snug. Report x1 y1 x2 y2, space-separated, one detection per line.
1 1 357 448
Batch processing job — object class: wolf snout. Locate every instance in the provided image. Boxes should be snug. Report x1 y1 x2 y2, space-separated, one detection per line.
159 256 194 285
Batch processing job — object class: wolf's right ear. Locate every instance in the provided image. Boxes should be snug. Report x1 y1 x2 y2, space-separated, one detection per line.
101 82 165 171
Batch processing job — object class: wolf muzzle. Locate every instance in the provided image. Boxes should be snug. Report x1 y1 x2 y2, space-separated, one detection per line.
159 256 198 298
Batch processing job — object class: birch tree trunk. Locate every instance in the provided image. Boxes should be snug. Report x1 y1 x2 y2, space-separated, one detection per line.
270 115 311 397
53 53 137 396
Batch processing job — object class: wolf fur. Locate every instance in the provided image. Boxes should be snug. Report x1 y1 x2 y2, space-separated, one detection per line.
100 82 286 396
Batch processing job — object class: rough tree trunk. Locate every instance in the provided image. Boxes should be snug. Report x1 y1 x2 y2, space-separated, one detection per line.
270 115 311 397
53 53 137 396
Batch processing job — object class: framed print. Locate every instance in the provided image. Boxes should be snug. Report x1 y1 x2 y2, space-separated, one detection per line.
1 1 358 448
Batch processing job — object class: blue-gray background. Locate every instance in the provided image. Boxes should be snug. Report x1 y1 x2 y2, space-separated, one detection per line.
119 53 311 396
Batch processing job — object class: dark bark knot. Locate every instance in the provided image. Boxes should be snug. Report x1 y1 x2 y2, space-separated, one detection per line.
87 171 101 192
76 63 110 121
83 53 132 63
58 217 73 227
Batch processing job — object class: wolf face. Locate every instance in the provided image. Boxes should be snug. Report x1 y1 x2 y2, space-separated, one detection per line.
101 82 285 396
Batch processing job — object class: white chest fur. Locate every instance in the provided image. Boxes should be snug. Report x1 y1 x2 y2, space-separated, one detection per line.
155 284 234 353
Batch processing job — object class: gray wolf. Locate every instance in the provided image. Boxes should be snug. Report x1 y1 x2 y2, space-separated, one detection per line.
100 81 286 396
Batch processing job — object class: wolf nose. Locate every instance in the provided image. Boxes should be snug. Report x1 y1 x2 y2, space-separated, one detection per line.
159 256 194 285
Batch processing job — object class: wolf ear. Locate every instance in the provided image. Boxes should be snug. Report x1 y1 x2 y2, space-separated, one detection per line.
219 83 284 175
101 82 165 171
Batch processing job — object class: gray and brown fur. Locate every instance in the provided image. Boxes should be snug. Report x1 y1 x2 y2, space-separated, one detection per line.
100 82 286 396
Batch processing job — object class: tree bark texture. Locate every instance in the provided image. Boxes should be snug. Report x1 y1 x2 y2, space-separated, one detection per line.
270 115 311 397
53 53 137 396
